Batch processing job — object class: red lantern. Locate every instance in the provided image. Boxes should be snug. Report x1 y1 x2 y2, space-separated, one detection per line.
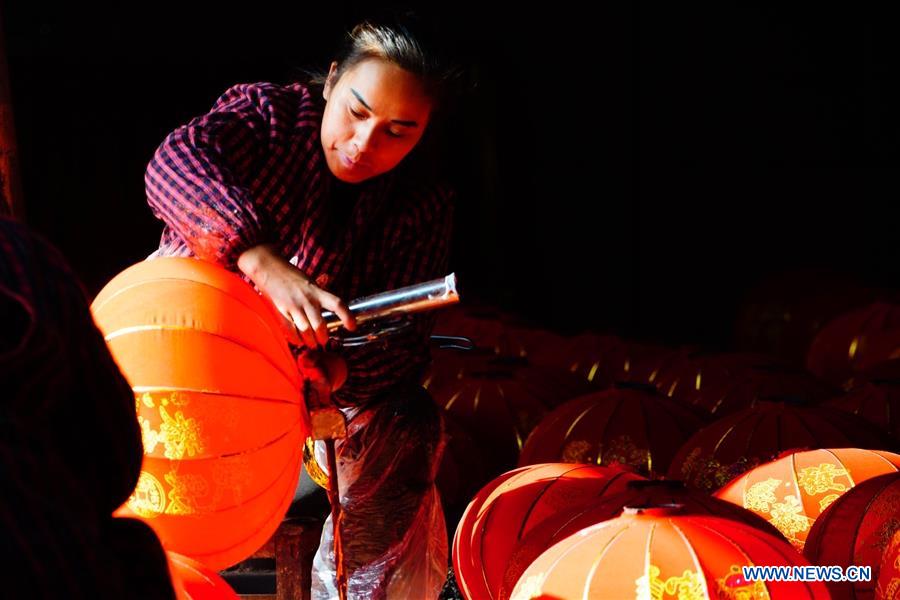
733 269 875 366
434 409 490 520
518 383 706 477
619 344 693 389
828 379 900 442
678 363 837 417
499 479 785 599
168 552 239 600
92 258 309 569
715 448 900 550
509 505 829 600
525 331 629 384
860 358 900 382
430 363 593 478
804 472 900 600
433 304 543 358
877 529 900 600
807 301 900 386
452 463 643 600
669 401 897 492
651 351 780 403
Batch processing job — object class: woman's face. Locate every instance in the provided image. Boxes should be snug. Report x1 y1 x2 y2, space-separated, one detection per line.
321 58 433 183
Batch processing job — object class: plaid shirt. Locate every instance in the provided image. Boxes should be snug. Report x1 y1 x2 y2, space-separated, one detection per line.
145 82 454 405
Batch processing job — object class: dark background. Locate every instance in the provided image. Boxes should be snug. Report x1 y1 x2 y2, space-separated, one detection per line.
2 3 898 348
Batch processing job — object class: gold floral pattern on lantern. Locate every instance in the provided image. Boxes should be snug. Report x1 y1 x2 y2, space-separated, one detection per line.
744 477 811 545
562 439 592 463
138 415 163 454
768 496 810 546
818 493 840 512
127 471 166 518
881 578 900 599
159 406 204 460
714 565 771 600
133 391 206 460
873 519 900 556
745 478 781 513
679 447 761 492
167 390 189 406
164 471 209 515
600 435 651 472
797 463 849 496
212 455 253 505
876 530 900 599
140 391 156 409
635 565 706 600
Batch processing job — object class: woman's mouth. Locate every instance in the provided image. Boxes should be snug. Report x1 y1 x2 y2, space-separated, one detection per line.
339 151 362 170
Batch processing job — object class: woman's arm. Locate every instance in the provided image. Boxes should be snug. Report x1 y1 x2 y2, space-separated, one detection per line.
238 243 355 349
145 84 355 347
144 83 276 267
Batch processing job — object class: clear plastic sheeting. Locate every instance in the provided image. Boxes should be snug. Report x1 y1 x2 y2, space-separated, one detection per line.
310 384 448 600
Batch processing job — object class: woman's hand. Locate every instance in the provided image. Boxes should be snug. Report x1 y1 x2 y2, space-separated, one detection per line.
238 244 356 349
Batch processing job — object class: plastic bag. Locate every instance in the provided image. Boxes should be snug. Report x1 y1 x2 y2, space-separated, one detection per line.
310 384 448 599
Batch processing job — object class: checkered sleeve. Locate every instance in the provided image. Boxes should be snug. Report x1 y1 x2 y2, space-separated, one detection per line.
144 83 275 266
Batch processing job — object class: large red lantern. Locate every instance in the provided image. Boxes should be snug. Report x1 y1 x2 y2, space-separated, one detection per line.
668 401 897 492
509 505 829 600
430 362 593 478
168 552 239 600
804 472 900 600
452 463 643 600
518 383 706 477
499 480 785 599
877 529 900 600
807 301 900 386
91 258 309 569
715 448 900 550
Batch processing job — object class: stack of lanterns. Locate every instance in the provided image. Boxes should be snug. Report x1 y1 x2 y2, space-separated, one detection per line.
442 289 900 599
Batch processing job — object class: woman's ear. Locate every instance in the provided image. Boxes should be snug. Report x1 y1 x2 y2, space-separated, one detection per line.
323 61 339 101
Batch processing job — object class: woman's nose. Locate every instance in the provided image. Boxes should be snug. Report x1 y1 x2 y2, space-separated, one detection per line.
351 124 377 157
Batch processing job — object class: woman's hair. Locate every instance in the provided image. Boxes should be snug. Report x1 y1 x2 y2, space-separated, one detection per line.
308 14 465 117
303 13 474 184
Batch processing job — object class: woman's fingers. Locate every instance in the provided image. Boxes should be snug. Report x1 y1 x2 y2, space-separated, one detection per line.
289 308 319 349
303 302 330 347
276 309 303 347
318 292 357 332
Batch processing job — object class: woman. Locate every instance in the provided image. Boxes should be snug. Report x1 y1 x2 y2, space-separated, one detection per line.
145 17 462 599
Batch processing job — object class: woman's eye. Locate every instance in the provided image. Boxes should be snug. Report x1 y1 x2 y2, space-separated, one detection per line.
349 105 403 138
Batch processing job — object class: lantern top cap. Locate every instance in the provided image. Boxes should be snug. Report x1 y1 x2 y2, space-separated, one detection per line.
622 503 685 517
